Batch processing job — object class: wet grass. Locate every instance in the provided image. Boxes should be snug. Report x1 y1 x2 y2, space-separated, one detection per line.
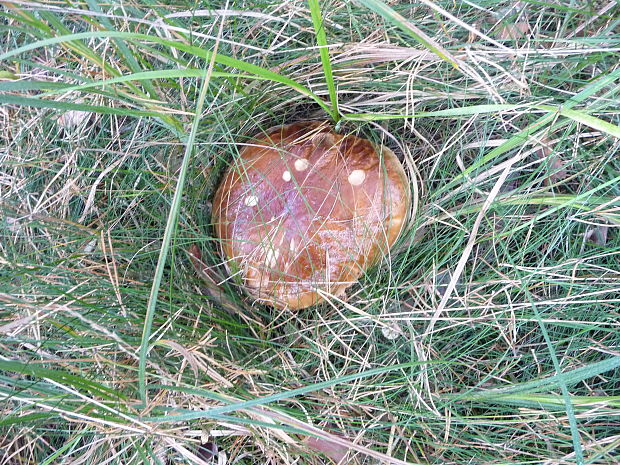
1 1 619 464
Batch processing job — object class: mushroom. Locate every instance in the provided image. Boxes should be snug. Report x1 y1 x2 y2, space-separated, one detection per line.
212 121 410 309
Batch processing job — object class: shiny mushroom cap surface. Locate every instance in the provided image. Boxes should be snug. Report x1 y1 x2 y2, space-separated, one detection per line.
212 121 410 309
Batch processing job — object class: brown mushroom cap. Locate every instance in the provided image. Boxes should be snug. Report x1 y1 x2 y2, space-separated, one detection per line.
212 121 410 309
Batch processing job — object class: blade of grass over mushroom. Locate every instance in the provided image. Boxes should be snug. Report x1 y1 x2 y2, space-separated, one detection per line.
356 0 458 67
308 0 339 121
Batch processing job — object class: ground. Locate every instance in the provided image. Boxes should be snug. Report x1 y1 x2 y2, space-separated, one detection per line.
0 1 619 464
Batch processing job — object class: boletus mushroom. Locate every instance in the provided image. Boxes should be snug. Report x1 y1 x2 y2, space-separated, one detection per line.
212 121 410 309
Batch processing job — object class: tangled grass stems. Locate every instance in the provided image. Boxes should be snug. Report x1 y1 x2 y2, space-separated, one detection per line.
1 0 619 464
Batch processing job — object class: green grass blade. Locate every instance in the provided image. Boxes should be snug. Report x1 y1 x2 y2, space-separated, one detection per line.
143 360 444 421
0 360 126 401
137 33 219 405
521 282 587 462
345 104 620 140
440 67 620 192
0 30 332 115
308 0 339 121
357 0 458 67
33 70 260 96
559 107 620 138
471 394 620 410
40 435 82 465
0 412 55 427
343 104 533 121
0 93 161 117
83 0 159 100
459 356 620 400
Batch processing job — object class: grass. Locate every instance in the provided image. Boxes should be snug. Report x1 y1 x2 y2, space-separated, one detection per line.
1 0 619 464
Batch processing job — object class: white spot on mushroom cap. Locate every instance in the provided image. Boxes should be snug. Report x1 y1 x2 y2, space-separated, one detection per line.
348 169 366 186
265 248 279 268
391 217 403 227
294 158 309 172
282 170 291 182
244 195 258 207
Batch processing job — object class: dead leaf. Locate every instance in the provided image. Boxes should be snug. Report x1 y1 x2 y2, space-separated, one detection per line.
187 244 243 314
431 269 461 298
497 22 530 40
304 436 348 463
196 442 218 461
156 339 200 377
57 109 90 130
4 216 21 233
585 225 609 247
381 322 403 340
535 137 568 185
